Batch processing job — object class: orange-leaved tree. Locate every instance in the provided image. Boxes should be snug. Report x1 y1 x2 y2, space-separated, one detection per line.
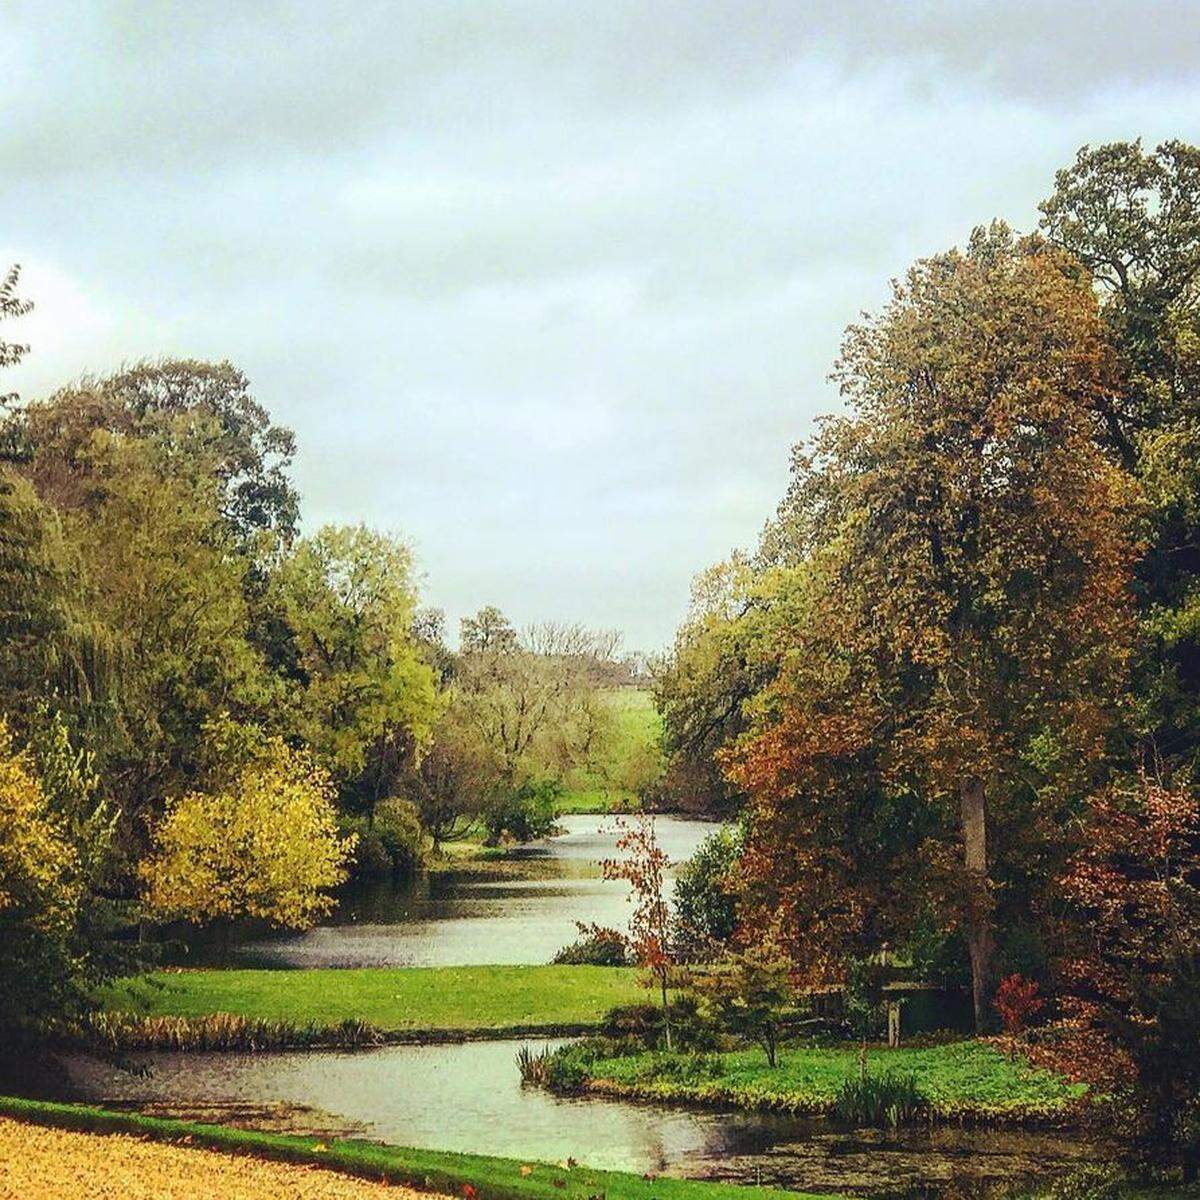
730 226 1141 1028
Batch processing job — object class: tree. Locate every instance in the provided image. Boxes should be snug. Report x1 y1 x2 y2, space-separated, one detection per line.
653 558 761 817
602 812 677 1049
6 360 298 543
407 710 493 850
693 942 791 1067
672 825 742 961
269 524 441 812
455 615 621 792
0 718 84 1038
460 605 518 655
0 264 32 408
1056 771 1200 1179
731 229 1140 1028
1040 140 1200 764
140 732 353 930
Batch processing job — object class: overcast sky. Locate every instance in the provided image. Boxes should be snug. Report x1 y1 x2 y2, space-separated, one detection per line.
3 2 1200 650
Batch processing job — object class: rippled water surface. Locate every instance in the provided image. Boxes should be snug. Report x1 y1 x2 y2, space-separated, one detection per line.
195 815 715 968
64 1040 1108 1197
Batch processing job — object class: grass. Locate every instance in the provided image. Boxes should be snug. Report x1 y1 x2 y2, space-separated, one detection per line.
547 1039 1089 1123
0 1097 837 1200
98 965 660 1038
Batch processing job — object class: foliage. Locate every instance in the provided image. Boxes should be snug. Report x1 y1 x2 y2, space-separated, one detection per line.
831 1070 928 1128
1057 771 1200 1179
672 825 742 960
140 733 353 930
339 815 392 877
995 974 1046 1037
0 719 84 1036
0 263 32 406
373 796 425 874
268 524 441 810
692 944 792 1067
553 928 629 966
482 778 559 844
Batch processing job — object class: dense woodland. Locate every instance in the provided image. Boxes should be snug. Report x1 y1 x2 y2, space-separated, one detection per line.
654 141 1200 1176
2 139 1200 1181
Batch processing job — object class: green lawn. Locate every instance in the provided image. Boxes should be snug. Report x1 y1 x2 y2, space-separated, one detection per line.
101 965 657 1034
0 1097 839 1200
551 1039 1088 1122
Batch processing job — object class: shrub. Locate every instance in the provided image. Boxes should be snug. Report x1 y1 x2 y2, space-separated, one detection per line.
692 944 791 1066
374 797 425 875
552 929 628 966
482 780 558 844
832 1070 928 1128
599 998 716 1051
340 818 392 877
994 973 1045 1037
672 826 741 961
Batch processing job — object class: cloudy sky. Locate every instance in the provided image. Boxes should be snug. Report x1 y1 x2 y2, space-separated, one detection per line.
3 2 1200 649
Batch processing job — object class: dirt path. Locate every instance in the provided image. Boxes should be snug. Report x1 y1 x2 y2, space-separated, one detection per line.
0 1117 446 1199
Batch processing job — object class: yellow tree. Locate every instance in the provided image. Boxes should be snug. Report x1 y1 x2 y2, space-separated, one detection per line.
141 734 354 930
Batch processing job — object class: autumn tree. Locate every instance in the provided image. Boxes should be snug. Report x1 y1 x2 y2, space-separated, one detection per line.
602 812 677 1048
1056 771 1200 1177
140 729 353 930
1040 140 1200 766
731 229 1140 1028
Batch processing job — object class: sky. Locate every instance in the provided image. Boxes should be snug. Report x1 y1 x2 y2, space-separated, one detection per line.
3 2 1200 651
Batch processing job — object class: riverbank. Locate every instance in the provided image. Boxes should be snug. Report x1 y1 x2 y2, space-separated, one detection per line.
0 1097 835 1200
94 965 662 1048
540 1039 1089 1125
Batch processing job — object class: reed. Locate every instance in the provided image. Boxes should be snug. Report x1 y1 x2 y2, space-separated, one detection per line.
76 1010 386 1052
832 1070 928 1128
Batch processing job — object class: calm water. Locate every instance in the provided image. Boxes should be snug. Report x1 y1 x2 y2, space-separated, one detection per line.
191 815 715 969
63 1041 1107 1197
87 815 1107 1195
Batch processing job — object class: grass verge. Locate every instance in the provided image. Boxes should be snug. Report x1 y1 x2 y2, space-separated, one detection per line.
0 1097 837 1200
97 965 660 1045
543 1039 1088 1125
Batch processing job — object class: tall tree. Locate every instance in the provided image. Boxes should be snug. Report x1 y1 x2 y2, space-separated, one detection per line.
1040 140 1200 763
732 229 1140 1027
269 524 440 812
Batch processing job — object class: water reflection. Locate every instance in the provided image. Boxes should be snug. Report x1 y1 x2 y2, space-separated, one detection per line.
193 815 715 969
63 1040 1107 1197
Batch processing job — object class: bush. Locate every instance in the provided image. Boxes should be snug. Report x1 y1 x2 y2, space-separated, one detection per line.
374 798 425 875
482 780 558 844
340 818 392 877
552 930 629 966
598 997 717 1051
832 1070 928 1128
672 826 741 961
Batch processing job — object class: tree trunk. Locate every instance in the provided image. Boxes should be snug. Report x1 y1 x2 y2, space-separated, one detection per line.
959 775 995 1032
660 970 673 1051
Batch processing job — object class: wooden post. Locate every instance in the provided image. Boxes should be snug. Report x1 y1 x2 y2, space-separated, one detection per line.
887 999 901 1048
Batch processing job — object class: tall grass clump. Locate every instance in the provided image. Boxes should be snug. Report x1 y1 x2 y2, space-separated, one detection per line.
77 1011 386 1052
833 1070 928 1128
515 1043 554 1085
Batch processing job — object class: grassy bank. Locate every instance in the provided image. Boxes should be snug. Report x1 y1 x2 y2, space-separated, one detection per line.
98 965 659 1043
544 1039 1088 1124
0 1097 836 1200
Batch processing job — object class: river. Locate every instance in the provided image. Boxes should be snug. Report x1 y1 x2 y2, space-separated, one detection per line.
64 815 1107 1196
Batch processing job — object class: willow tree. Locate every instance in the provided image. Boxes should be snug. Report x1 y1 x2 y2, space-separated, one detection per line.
733 227 1140 1028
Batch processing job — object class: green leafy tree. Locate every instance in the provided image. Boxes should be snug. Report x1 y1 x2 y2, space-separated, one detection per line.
693 942 791 1067
269 524 441 812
